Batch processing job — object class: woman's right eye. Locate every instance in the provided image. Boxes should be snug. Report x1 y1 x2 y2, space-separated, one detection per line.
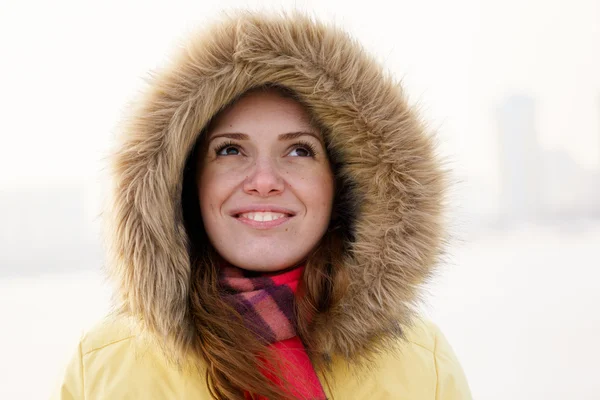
214 142 241 156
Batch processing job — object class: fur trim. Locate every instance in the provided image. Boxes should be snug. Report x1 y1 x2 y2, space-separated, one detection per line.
105 11 447 365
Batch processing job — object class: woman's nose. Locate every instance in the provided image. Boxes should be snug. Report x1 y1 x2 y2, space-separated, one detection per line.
242 157 285 197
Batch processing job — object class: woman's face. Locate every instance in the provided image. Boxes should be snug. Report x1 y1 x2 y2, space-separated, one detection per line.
197 89 335 272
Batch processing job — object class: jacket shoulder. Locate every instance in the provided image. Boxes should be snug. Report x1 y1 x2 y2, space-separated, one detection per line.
404 318 438 352
78 315 137 355
51 315 212 399
324 318 472 399
50 316 137 400
405 318 473 400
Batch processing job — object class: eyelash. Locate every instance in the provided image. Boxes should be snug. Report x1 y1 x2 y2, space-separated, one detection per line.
213 140 318 157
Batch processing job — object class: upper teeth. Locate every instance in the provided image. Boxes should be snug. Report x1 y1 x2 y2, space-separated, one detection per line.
239 212 287 221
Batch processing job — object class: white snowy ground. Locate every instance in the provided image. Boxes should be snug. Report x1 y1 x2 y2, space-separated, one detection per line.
1 222 599 399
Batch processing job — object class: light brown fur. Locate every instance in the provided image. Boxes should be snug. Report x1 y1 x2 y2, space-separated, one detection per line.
104 10 448 369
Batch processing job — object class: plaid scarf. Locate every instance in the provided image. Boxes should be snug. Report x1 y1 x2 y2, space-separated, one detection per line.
219 263 327 399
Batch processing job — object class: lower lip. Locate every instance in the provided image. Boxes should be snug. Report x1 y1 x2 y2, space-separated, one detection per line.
234 215 293 229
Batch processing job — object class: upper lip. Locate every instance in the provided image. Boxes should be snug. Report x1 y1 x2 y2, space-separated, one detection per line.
229 205 297 217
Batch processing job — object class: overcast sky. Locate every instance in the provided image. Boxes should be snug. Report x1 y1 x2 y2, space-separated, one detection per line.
1 0 598 192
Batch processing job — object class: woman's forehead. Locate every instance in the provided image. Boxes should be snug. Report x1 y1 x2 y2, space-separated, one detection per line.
206 90 320 139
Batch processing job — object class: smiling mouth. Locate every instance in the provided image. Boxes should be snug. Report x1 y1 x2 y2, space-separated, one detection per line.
235 211 290 221
233 211 294 229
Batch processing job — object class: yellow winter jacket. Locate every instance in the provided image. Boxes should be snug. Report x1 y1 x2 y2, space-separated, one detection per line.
52 10 472 400
53 316 470 399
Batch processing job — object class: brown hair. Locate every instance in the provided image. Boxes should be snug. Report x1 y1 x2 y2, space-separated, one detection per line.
180 84 351 399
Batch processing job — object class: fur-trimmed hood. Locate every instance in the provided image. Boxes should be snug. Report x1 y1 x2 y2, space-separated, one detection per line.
105 11 447 364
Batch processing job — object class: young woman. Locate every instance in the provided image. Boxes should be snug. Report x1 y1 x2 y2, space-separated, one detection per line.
53 12 472 400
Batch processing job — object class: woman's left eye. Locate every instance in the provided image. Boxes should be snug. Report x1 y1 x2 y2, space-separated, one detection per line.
288 142 316 157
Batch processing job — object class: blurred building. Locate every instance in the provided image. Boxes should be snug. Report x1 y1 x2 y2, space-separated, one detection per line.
496 94 600 224
0 183 102 277
496 94 543 222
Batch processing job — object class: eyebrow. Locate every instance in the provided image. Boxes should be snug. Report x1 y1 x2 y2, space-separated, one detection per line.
208 131 323 144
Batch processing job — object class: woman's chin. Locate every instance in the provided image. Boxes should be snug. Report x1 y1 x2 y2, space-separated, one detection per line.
224 253 304 273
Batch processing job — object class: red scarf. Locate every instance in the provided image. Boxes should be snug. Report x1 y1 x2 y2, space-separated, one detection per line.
219 263 327 399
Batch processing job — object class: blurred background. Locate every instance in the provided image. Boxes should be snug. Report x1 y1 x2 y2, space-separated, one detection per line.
1 0 598 398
